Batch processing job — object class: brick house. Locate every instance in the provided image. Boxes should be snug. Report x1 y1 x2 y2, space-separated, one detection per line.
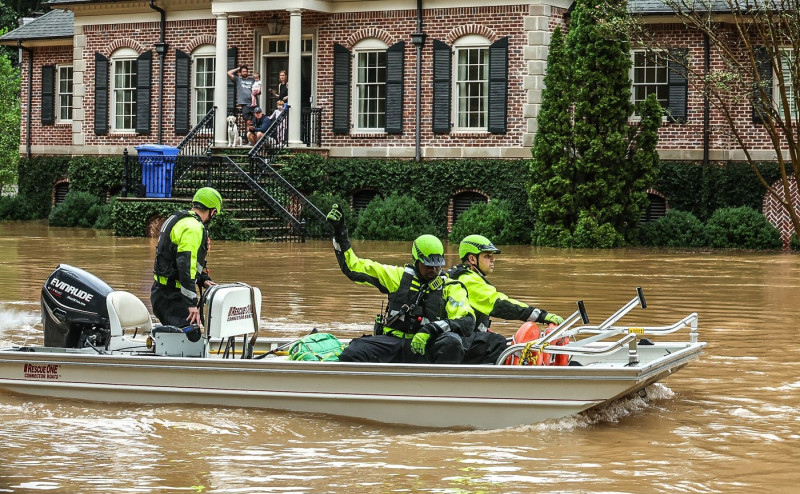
1 0 796 240
2 0 794 161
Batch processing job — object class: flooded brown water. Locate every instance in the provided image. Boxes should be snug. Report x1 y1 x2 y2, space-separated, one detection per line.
0 221 798 493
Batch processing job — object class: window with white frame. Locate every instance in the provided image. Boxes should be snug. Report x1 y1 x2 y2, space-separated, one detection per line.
777 49 797 117
631 49 669 113
353 38 387 131
111 48 138 132
192 45 215 125
453 35 489 131
57 65 73 122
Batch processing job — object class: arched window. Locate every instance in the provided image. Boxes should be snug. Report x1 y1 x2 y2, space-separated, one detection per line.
352 38 388 132
192 44 216 124
452 35 490 131
110 47 139 132
452 191 488 224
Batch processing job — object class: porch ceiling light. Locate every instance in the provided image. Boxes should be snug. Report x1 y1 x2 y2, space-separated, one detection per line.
268 14 283 36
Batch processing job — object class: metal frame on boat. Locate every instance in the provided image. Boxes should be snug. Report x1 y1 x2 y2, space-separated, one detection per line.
0 269 706 429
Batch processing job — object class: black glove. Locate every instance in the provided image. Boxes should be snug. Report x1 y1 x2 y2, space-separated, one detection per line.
326 204 350 251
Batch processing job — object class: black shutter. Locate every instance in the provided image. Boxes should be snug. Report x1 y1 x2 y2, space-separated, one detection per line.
333 43 351 134
94 53 109 135
667 48 688 123
175 49 191 134
227 46 238 113
136 50 152 134
432 39 451 133
42 65 55 125
752 47 772 124
385 41 405 134
488 37 509 133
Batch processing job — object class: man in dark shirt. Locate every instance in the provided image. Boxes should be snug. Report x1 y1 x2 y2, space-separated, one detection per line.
247 107 271 145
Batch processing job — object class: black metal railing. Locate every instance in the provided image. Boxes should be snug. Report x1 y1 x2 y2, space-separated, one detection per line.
302 107 323 147
178 107 216 156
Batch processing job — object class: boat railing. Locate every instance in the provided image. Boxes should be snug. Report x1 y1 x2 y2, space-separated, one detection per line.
495 289 699 366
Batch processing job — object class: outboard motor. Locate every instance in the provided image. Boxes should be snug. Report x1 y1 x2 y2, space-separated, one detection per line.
41 264 114 348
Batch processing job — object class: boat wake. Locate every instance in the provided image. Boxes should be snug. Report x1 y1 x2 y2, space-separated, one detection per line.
0 305 41 344
523 383 677 432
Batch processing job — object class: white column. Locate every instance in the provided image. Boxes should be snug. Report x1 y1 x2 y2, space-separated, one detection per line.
214 13 229 147
287 9 303 146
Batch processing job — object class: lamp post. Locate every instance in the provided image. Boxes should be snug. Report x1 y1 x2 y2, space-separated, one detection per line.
411 32 426 162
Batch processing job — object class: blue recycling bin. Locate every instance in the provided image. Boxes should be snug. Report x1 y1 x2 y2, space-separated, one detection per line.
135 144 179 198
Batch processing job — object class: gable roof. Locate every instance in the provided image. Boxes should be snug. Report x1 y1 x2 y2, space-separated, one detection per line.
0 9 74 42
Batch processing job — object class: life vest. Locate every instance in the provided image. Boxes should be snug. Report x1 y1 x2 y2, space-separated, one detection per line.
153 210 209 287
504 322 570 366
384 265 446 334
446 263 491 331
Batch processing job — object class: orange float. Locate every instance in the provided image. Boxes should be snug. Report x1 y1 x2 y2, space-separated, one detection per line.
505 322 570 366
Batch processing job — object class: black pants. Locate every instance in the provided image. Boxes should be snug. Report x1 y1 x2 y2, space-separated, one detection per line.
461 331 508 365
150 281 191 328
339 332 465 364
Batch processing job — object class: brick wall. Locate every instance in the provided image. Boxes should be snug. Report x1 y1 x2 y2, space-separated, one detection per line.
20 46 74 148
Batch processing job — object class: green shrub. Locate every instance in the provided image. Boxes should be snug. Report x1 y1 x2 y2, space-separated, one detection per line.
91 198 115 230
48 191 103 227
638 209 707 247
112 200 187 237
705 206 782 249
0 195 37 221
571 212 623 248
353 193 436 241
208 212 254 242
791 233 798 251
449 200 528 245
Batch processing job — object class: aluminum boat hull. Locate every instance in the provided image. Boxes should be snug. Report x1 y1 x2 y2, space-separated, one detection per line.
0 341 705 429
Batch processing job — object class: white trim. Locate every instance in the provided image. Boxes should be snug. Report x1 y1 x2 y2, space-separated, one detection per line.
191 46 216 125
110 47 138 133
56 64 74 124
352 38 388 133
452 35 490 132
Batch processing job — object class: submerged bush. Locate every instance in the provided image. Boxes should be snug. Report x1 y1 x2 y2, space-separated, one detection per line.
705 206 782 250
302 192 355 238
449 199 528 245
0 195 38 221
48 191 103 227
353 193 436 241
208 211 254 242
638 209 707 247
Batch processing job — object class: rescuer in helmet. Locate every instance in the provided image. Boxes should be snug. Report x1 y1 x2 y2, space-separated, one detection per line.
447 234 564 364
326 204 475 364
150 187 222 328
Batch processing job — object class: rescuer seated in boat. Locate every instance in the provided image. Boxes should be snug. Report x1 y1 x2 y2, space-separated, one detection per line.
150 187 222 328
326 204 475 364
447 234 564 365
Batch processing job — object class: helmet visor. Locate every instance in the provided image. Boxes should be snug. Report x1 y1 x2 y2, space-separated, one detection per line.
420 253 446 267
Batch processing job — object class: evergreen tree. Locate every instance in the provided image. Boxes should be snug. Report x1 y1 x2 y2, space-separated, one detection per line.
528 0 661 247
529 26 576 246
0 47 20 193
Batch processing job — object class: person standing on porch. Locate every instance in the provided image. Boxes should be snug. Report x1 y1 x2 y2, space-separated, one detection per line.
269 69 288 104
227 65 255 127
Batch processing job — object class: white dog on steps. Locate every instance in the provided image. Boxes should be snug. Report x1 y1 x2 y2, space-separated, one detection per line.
226 115 242 147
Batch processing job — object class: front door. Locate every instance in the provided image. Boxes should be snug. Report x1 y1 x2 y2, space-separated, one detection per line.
260 37 314 113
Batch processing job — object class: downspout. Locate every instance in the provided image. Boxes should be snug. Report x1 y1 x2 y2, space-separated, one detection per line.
149 0 167 144
411 0 426 162
19 41 33 160
703 32 710 166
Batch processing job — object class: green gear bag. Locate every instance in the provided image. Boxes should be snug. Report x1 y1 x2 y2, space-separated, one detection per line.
288 332 345 361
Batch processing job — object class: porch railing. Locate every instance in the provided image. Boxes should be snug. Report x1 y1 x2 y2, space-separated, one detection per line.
177 107 216 156
302 107 323 147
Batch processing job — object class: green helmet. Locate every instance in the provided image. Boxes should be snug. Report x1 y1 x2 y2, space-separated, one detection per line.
193 187 223 213
459 234 501 260
411 234 446 267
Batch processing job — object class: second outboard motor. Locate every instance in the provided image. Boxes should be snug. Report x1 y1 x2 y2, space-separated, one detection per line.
41 264 114 348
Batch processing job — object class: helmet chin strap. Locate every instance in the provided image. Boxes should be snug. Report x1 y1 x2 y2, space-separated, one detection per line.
469 254 486 276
